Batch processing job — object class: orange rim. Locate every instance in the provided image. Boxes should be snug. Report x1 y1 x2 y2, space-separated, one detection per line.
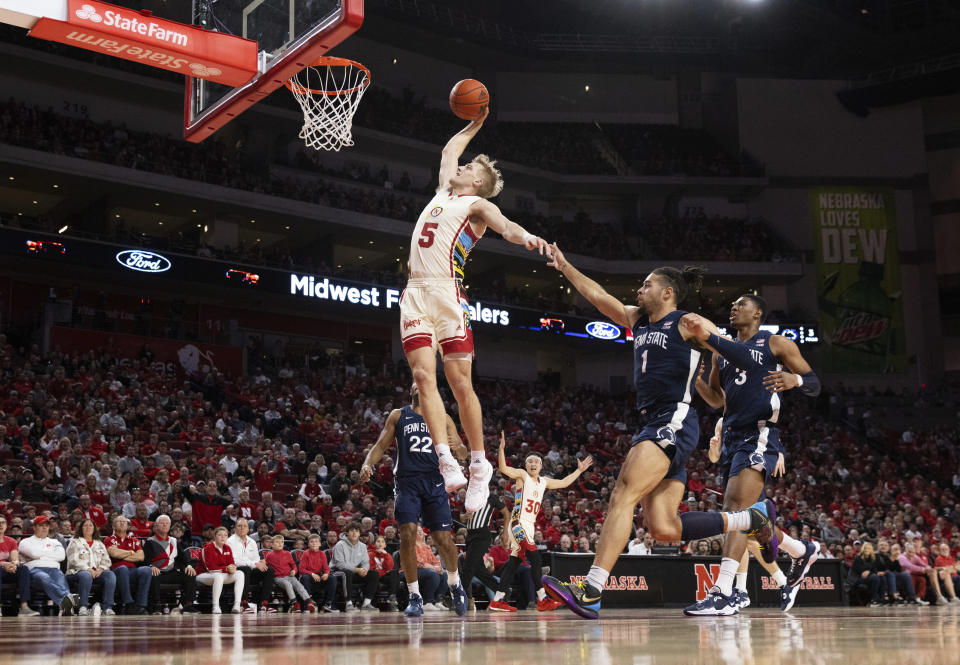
284 56 371 96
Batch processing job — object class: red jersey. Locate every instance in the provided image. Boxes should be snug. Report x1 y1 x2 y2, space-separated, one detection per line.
264 549 296 577
130 518 154 538
238 502 257 521
298 549 330 576
82 505 107 528
103 534 143 570
369 550 394 573
0 535 18 562
200 542 235 573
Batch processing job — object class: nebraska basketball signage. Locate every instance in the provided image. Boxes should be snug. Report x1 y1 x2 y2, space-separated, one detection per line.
115 250 171 273
289 274 510 327
28 0 257 85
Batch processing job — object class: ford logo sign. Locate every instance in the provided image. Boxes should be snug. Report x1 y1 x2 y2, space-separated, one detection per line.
586 321 621 340
115 250 171 273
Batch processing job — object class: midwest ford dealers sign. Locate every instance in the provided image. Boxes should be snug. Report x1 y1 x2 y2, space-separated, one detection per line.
290 274 511 326
28 0 257 85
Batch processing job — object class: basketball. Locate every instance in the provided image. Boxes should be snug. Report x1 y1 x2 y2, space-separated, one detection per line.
449 79 489 120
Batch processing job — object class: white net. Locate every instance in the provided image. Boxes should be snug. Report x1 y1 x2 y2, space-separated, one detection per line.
286 58 370 152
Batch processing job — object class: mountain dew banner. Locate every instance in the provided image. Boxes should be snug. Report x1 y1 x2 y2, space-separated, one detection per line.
812 187 905 373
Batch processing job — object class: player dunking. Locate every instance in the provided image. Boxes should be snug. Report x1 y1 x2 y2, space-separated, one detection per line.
489 432 593 612
541 246 775 619
359 384 469 616
679 295 821 615
401 108 550 513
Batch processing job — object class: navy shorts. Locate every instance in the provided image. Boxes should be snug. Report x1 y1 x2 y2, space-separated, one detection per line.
394 473 453 532
631 405 700 484
717 425 784 493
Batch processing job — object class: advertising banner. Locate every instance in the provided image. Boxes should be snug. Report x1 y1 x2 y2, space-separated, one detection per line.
546 553 845 607
811 187 905 373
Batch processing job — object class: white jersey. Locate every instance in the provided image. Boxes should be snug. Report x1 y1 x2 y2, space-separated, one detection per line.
515 475 546 528
409 189 485 279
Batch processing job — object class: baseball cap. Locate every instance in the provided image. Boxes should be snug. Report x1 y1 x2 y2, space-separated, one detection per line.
33 515 50 525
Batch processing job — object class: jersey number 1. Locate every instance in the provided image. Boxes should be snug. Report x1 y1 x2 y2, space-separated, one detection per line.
409 435 433 453
418 222 439 248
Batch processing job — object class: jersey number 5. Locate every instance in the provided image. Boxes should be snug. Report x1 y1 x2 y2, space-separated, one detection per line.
418 222 439 248
409 435 433 453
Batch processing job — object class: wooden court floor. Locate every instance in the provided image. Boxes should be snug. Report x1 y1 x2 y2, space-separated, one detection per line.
0 606 956 665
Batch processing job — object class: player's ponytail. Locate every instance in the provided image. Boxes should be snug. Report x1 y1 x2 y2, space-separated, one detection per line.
652 265 705 305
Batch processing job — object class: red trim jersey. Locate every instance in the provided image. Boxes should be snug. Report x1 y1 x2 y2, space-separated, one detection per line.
103 534 143 570
408 190 484 279
200 542 235 573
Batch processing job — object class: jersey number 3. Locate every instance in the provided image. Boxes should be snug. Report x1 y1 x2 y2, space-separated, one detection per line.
409 435 433 453
418 222 439 248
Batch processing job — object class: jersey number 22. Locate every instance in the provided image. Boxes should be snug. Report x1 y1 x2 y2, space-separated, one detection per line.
409 435 433 453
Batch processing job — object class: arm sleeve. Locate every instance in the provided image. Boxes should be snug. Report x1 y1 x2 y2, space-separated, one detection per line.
706 334 757 371
797 370 821 397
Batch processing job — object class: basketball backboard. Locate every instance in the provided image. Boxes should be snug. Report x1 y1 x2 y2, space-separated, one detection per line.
183 0 363 142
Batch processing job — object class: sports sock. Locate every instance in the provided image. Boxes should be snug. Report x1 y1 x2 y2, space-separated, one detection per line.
735 572 748 591
586 565 609 592
537 588 546 601
407 581 419 597
437 444 452 459
447 570 460 587
680 512 725 540
772 569 787 588
723 510 753 532
470 451 485 464
778 533 806 558
493 591 505 602
716 557 739 596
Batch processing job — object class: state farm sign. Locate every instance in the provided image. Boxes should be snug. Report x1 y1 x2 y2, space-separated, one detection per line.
28 0 257 86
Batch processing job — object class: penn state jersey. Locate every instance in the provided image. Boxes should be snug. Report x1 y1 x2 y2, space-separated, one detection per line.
393 406 442 479
632 309 702 413
717 330 782 431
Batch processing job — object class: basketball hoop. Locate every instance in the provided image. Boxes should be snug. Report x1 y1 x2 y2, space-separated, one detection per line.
285 57 370 152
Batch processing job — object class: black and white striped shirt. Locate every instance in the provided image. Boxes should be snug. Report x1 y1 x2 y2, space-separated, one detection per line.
467 493 505 532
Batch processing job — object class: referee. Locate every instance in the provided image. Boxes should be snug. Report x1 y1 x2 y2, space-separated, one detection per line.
460 491 510 609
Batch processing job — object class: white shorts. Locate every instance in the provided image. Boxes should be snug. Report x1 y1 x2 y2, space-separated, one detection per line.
400 278 474 357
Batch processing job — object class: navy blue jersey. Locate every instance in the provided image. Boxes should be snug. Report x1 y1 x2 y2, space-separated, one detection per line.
393 405 442 479
717 330 782 431
632 309 702 413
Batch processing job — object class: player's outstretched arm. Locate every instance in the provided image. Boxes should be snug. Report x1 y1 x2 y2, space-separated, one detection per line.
680 313 754 368
763 336 821 396
696 355 725 410
359 409 401 483
497 431 525 481
547 243 640 329
469 199 549 255
438 108 489 190
445 415 469 461
545 455 594 490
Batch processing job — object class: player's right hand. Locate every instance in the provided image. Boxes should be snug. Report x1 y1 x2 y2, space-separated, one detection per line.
708 418 722 463
359 464 373 483
679 313 711 342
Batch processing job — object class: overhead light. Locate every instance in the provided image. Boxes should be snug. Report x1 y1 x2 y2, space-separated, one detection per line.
7 176 13 181
249 219 255 223
154 202 159 206
158 222 164 226
192 209 197 213
358 256 363 259
32 200 38 204
369 240 374 245
203 225 208 233
115 214 120 218
53 184 59 189
284 225 290 230
392 58 397 65
532 269 536 273
196 224 201 228
584 85 590 93
395 258 400 262
58 225 68 234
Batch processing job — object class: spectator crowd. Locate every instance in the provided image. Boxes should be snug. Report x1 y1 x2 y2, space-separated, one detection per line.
0 327 958 614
